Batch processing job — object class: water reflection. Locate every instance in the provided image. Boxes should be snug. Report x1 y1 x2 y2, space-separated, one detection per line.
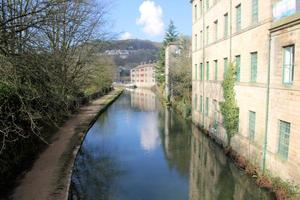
69 146 123 200
130 88 157 111
189 126 273 200
69 89 273 200
161 106 191 177
140 114 160 151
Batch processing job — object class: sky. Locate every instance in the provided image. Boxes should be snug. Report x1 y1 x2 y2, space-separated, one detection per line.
108 0 192 42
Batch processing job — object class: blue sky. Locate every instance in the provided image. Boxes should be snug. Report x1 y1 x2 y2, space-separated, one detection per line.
108 0 191 42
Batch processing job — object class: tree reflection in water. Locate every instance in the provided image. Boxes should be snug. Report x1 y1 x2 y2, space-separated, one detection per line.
69 146 124 200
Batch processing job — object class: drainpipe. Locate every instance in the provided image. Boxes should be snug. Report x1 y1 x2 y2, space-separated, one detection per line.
202 0 205 127
229 0 232 62
262 32 272 172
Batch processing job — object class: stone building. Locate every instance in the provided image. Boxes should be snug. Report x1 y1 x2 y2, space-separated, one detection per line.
165 43 181 102
130 63 156 88
190 0 300 184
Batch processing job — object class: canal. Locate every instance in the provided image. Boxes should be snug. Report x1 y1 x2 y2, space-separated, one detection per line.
69 89 274 200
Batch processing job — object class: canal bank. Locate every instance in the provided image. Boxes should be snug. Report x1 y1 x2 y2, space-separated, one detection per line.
11 89 123 200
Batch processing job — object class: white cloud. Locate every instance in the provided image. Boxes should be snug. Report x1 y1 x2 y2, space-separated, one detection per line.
136 0 164 36
120 32 133 40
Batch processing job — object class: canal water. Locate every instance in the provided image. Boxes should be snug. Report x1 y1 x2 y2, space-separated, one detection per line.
69 89 274 200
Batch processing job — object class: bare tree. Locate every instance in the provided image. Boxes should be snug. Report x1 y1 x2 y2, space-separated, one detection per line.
0 0 112 154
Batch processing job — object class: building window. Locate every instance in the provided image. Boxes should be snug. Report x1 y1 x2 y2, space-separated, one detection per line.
206 0 210 10
206 61 210 80
200 63 204 81
205 97 209 116
200 0 203 16
206 26 209 45
214 20 218 41
236 55 241 82
194 4 198 21
223 57 228 78
213 100 218 129
224 13 229 37
214 60 218 80
248 111 256 141
278 120 291 160
251 52 258 82
283 45 295 85
194 95 198 110
200 95 203 113
236 4 241 32
195 64 198 80
252 0 258 23
195 34 198 50
200 31 203 48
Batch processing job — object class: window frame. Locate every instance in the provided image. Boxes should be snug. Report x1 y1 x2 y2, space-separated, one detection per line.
195 34 198 50
200 63 204 81
248 111 256 141
194 4 198 21
236 4 241 32
206 26 209 45
278 120 291 160
194 94 198 110
235 55 241 82
251 52 258 83
213 99 218 129
200 95 203 113
195 64 198 80
206 61 210 80
205 97 209 116
206 0 210 11
223 57 228 79
214 20 218 41
252 0 258 23
224 13 229 37
214 60 218 81
282 45 295 85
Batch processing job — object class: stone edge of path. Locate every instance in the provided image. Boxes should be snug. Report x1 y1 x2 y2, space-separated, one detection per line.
59 89 124 200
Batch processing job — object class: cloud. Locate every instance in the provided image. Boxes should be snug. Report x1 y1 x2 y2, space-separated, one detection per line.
136 0 164 36
140 114 160 151
120 32 133 40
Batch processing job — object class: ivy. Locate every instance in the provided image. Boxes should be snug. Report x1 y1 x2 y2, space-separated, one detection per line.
219 63 239 146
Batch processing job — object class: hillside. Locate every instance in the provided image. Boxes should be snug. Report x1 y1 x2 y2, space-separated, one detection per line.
93 39 162 68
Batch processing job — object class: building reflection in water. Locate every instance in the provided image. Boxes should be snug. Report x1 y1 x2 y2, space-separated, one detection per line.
160 107 191 178
189 125 273 200
130 88 161 152
130 88 157 111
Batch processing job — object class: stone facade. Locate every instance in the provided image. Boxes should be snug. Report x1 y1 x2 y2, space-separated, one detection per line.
191 0 300 185
165 43 181 101
130 64 156 88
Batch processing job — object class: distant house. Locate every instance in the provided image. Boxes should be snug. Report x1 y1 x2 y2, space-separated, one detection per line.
104 49 130 59
131 63 156 88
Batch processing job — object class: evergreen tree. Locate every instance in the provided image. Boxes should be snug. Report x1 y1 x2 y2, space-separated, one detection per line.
163 20 179 46
156 21 179 85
